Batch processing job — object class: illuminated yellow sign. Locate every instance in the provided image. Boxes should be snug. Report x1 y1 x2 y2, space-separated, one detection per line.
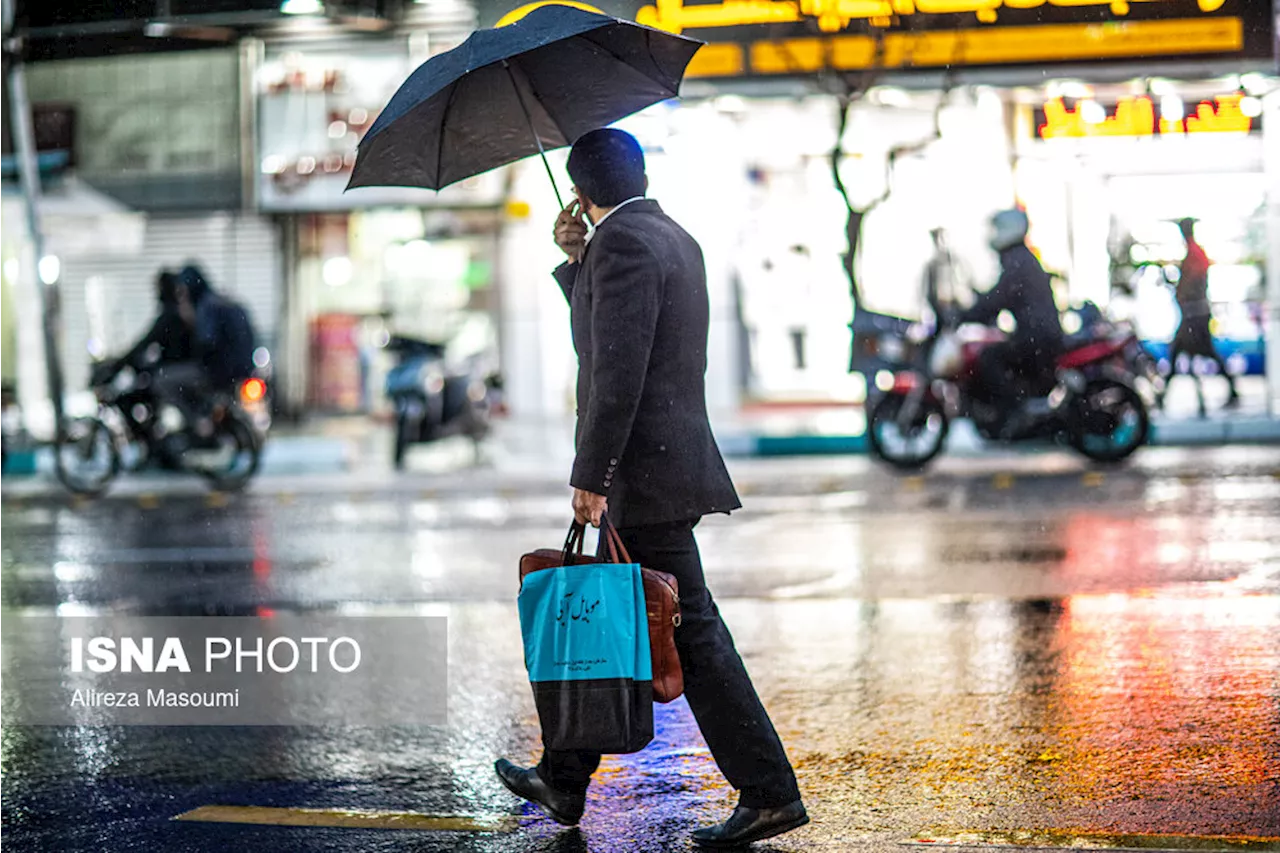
637 0 1226 34
682 17 1244 76
1039 94 1253 138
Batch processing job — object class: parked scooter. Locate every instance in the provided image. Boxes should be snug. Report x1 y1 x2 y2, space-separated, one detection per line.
862 311 1149 469
56 360 266 495
384 335 495 470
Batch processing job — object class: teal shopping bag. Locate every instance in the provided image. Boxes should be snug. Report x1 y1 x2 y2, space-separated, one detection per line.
518 542 653 753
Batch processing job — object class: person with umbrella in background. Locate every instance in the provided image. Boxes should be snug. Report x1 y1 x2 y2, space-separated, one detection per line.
348 7 806 846
490 128 807 847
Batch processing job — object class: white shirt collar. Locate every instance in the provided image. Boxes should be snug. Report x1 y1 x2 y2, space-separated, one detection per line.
584 196 646 244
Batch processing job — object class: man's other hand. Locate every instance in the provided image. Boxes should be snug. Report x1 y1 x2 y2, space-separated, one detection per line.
555 201 588 263
572 488 607 527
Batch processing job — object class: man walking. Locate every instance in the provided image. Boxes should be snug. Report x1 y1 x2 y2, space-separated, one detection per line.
1161 217 1239 415
494 129 807 847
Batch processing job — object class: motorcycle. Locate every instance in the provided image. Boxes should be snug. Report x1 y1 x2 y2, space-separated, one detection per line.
1062 301 1165 405
383 335 495 470
55 360 265 496
863 313 1149 470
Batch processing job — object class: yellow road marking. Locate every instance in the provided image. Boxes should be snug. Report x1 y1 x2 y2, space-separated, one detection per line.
909 829 1280 849
205 492 229 508
173 805 518 832
137 494 159 510
992 474 1014 490
278 492 296 505
420 489 438 500
1082 471 1105 487
901 476 925 492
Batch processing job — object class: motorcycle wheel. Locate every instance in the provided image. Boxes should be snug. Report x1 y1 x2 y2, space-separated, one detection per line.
1069 379 1149 463
393 412 412 470
867 391 949 470
201 411 260 492
56 417 120 496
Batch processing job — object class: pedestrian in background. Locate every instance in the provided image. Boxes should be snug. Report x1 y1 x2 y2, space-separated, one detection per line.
1161 217 1239 415
494 128 808 848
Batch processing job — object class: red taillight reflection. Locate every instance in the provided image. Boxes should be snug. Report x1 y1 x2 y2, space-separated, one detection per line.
241 378 267 404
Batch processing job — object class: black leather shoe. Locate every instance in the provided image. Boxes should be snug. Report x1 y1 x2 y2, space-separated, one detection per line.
493 759 585 826
691 800 809 848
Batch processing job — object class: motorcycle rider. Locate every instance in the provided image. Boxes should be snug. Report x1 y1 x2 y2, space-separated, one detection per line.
176 264 256 393
100 271 203 454
153 265 256 442
958 209 1064 429
115 270 193 372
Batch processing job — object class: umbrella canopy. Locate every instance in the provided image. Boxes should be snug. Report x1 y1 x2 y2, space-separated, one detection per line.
346 4 702 195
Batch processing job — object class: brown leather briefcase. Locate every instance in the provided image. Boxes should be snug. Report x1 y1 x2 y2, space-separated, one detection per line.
519 517 683 703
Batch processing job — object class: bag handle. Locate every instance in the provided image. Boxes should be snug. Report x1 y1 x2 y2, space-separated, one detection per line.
560 522 587 565
599 514 633 564
560 516 633 565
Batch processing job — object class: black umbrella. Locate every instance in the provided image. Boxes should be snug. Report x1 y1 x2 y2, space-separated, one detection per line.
346 4 703 206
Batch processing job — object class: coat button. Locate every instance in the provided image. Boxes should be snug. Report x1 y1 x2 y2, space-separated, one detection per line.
609 458 618 465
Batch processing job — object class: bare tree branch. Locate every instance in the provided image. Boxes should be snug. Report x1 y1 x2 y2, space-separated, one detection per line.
829 60 953 312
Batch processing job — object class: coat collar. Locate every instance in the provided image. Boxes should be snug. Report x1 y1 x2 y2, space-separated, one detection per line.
581 198 660 263
594 197 661 232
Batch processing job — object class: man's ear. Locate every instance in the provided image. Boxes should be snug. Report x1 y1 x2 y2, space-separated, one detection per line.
644 175 650 194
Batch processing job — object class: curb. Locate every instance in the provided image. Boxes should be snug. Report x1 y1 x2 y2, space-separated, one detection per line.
718 416 1280 457
2 437 352 479
4 417 1278 477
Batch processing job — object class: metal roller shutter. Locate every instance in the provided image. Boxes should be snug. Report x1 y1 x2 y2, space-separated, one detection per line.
58 212 283 397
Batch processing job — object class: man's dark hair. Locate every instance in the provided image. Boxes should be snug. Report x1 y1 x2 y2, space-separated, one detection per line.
566 128 646 208
1177 217 1197 240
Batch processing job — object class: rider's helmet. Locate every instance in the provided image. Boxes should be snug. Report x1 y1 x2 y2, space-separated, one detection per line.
988 208 1029 252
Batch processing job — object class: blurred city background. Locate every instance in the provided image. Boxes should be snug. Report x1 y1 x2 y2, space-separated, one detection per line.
3 0 1279 474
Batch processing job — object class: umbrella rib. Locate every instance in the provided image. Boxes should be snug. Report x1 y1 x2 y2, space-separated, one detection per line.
579 29 682 97
434 80 463 190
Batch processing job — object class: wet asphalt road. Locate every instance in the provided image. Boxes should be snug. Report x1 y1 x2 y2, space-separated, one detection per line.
3 447 1280 852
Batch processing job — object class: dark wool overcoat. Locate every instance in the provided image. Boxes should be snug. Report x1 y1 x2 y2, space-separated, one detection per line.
553 198 741 528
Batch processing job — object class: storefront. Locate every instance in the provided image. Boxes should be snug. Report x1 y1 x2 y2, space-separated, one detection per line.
477 0 1278 415
253 38 506 416
1012 81 1272 386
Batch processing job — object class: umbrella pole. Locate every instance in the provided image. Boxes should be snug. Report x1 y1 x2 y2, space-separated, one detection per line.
503 61 565 209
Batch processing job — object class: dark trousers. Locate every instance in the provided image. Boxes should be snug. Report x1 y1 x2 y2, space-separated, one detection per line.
974 339 1057 406
1165 316 1238 403
537 518 801 809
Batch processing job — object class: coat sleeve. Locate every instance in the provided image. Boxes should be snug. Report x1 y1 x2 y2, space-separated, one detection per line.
960 266 1014 326
120 315 167 369
553 261 578 303
570 228 662 496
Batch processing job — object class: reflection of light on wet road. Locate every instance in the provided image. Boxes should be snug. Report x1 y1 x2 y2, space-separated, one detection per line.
174 804 518 831
1049 592 1280 811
